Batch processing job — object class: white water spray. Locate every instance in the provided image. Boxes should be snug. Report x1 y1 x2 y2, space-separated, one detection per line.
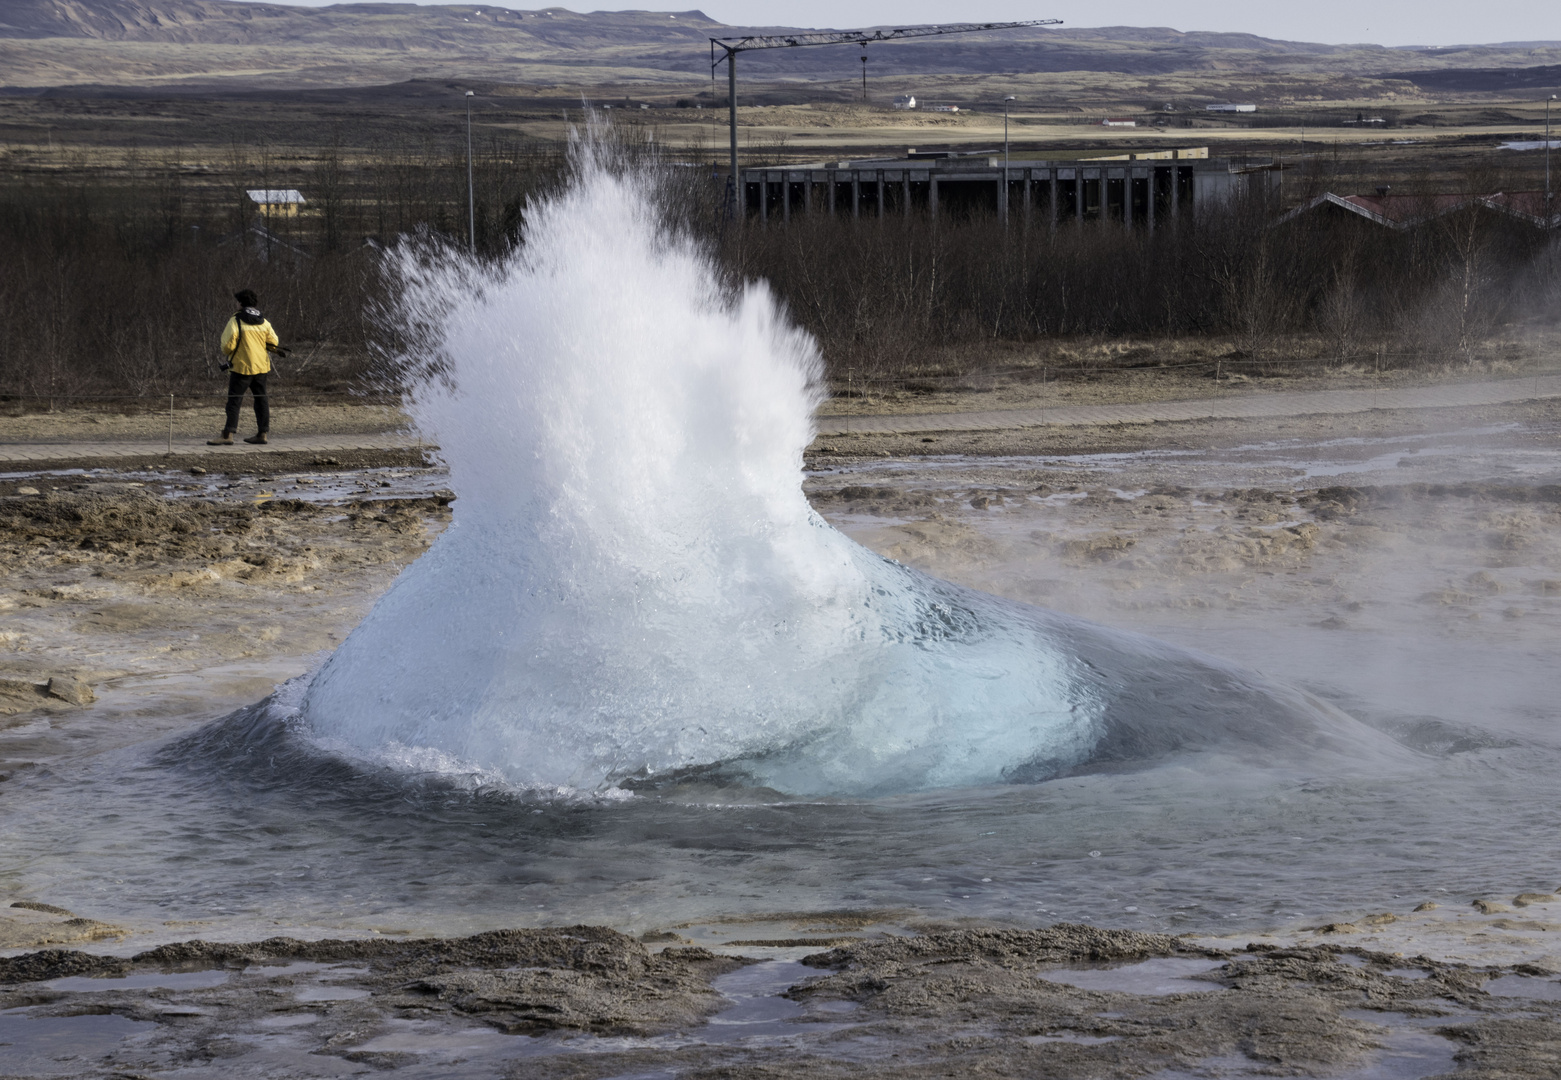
300 142 1105 795
301 136 1402 795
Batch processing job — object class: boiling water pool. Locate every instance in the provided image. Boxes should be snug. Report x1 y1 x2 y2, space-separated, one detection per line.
3 144 1558 952
4 428 1559 942
3 638 1557 942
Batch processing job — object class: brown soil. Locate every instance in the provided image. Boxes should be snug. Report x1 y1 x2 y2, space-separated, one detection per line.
0 403 409 442
808 397 1561 459
815 340 1561 418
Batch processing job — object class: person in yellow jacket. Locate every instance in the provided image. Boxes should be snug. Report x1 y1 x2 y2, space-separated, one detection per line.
208 289 287 445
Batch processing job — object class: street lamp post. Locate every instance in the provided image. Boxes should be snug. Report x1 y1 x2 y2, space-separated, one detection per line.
465 90 476 253
1003 95 1016 222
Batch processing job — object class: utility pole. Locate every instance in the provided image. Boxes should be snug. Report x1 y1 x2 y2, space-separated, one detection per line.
726 50 738 216
1548 94 1556 228
1003 95 1015 222
465 90 476 253
710 20 1061 219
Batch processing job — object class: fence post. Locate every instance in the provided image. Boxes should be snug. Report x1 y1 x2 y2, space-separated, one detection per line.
168 393 174 454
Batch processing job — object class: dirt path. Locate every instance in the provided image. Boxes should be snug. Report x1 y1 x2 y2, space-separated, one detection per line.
6 376 1560 471
816 372 1561 436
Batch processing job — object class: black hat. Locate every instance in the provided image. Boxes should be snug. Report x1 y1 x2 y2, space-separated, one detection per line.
234 289 258 308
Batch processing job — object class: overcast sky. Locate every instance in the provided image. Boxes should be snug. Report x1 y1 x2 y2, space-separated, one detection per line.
265 0 1558 48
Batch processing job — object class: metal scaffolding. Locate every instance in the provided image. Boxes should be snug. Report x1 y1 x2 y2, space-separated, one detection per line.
709 20 1061 216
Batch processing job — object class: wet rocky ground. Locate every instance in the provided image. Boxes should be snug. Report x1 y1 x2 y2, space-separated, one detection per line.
1 921 1559 1077
0 466 452 745
2 400 1559 1076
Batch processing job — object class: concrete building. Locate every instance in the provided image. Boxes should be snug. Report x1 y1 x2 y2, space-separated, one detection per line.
739 147 1265 227
1206 103 1257 113
892 94 916 109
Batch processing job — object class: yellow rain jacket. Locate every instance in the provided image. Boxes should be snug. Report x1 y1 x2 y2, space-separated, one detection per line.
222 314 280 376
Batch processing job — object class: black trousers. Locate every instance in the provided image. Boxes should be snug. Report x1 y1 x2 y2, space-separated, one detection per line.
223 372 270 434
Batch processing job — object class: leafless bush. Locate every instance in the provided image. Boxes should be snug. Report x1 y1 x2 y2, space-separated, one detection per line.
0 134 567 407
2 141 1553 405
710 166 1555 379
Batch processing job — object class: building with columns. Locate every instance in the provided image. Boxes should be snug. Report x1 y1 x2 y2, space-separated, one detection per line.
739 148 1269 227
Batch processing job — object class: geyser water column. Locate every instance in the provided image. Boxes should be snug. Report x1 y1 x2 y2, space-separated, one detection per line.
300 142 1105 796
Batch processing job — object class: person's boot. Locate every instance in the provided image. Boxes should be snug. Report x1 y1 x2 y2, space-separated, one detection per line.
244 432 268 445
207 432 234 445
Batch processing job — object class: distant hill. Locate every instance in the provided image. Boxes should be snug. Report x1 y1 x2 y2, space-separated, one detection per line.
0 0 722 47
1 0 1558 91
1380 64 1561 93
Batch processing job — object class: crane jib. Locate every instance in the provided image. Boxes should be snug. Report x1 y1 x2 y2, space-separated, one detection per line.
705 19 1063 219
710 20 1063 57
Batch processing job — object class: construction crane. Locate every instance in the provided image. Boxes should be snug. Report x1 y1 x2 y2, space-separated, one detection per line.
709 20 1062 215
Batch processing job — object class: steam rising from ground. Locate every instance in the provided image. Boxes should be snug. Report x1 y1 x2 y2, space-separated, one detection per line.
300 137 1386 796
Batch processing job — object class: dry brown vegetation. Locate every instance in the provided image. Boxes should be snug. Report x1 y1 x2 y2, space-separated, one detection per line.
1 94 1558 406
0 134 569 407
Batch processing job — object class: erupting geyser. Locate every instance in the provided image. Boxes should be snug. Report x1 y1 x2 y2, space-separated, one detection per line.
301 136 1386 797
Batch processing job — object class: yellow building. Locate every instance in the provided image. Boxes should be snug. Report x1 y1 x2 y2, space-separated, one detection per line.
246 189 306 216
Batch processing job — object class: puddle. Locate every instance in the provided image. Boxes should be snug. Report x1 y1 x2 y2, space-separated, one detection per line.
1023 1032 1120 1045
332 960 862 1064
255 1012 320 1028
293 984 372 1002
1484 974 1561 1001
352 1018 525 1055
247 960 333 978
45 969 230 992
1349 1027 1461 1080
1147 1018 1458 1080
1341 1011 1464 1079
262 964 373 1001
700 960 812 1042
0 1009 154 1075
1039 957 1226 996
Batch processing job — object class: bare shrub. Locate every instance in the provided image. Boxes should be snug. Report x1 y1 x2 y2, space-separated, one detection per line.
2 138 1553 404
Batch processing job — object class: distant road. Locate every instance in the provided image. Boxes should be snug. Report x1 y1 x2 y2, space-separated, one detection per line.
813 374 1561 438
3 375 1560 466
